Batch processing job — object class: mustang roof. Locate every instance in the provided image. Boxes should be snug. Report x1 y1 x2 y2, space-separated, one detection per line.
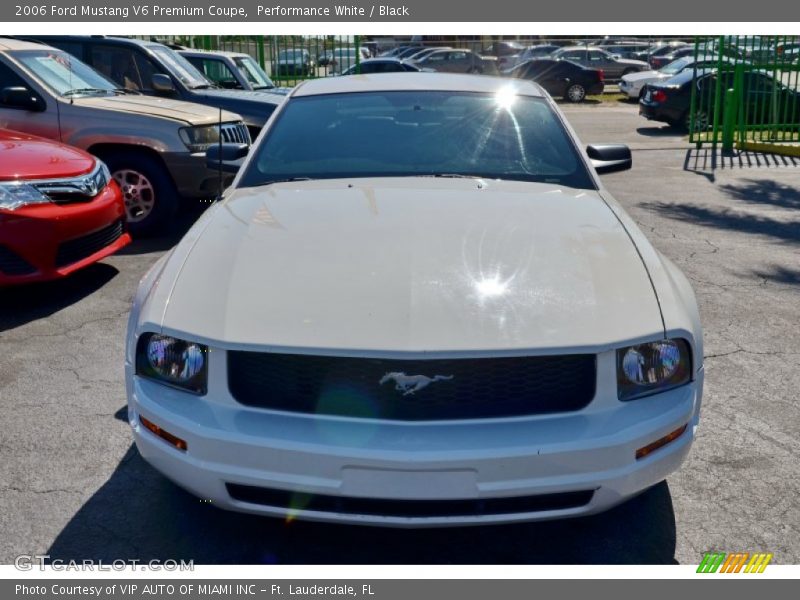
292 72 546 97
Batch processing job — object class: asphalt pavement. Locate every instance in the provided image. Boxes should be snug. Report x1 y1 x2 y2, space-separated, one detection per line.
0 99 798 565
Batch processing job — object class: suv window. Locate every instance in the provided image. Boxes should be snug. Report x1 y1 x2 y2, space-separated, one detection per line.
91 45 144 90
588 50 608 63
0 59 28 89
560 50 585 62
192 57 239 88
425 52 448 62
43 40 85 60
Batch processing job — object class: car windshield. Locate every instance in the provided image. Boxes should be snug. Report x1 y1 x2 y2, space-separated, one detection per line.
11 49 118 96
240 90 595 190
149 45 211 89
233 56 275 88
660 57 693 75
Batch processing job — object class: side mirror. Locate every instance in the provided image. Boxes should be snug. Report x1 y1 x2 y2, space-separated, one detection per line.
151 73 176 93
1 86 44 111
587 144 632 174
206 143 249 174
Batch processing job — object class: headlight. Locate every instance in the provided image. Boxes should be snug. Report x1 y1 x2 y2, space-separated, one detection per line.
0 182 50 211
179 125 220 153
617 338 691 401
135 333 208 394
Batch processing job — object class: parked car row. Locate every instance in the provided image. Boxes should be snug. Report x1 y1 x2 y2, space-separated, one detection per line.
0 36 287 284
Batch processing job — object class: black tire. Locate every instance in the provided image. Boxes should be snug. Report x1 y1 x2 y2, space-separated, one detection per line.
100 150 179 237
681 109 710 133
564 83 587 103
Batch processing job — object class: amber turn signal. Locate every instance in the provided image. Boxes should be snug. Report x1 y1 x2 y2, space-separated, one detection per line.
139 415 188 451
635 423 687 460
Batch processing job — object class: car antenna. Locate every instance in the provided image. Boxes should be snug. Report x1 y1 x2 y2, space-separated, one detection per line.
217 107 223 202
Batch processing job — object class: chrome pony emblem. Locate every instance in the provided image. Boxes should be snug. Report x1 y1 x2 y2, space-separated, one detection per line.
379 372 454 396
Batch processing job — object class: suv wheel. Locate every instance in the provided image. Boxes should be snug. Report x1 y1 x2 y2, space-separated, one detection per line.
103 151 178 237
565 83 587 103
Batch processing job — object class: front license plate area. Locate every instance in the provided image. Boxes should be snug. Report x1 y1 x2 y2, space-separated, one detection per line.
340 467 478 499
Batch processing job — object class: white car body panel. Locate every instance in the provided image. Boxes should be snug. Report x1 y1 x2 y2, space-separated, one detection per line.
619 69 671 98
126 73 703 526
148 179 663 354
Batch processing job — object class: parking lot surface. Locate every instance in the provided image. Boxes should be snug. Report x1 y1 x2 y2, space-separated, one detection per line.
1 100 798 564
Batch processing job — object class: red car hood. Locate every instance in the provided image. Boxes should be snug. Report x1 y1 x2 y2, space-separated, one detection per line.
0 129 95 181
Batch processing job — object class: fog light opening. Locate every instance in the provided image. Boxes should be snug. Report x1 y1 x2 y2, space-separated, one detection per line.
139 415 188 451
635 423 688 460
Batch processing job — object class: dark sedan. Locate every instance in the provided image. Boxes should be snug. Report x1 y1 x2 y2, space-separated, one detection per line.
649 46 695 70
507 59 604 102
639 68 800 131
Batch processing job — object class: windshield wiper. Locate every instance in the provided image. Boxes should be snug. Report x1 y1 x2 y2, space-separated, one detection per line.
113 88 141 95
420 173 487 179
263 177 314 185
62 88 109 97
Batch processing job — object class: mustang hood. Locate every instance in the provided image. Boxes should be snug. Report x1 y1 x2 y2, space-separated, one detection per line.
155 178 664 353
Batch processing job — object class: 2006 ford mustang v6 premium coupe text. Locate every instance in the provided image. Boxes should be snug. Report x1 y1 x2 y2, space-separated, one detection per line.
125 73 703 526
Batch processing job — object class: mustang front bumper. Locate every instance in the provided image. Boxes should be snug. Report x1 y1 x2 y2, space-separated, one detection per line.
125 351 703 527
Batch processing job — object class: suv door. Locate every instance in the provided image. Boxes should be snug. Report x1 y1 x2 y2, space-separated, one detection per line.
0 56 60 140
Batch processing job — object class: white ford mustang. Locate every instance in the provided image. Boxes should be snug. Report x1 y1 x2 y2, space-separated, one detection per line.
125 73 703 526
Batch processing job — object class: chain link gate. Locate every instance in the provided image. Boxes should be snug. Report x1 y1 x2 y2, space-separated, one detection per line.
689 35 800 154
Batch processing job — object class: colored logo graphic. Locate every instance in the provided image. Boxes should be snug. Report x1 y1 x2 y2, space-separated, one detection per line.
697 552 773 573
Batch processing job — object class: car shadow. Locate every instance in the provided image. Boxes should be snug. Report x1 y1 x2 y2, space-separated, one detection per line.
118 199 213 256
46 443 678 565
0 263 119 333
645 178 800 247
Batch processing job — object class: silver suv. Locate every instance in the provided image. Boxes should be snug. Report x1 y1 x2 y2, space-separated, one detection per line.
0 38 249 235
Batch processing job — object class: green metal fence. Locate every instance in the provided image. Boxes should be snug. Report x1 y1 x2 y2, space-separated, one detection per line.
135 35 363 86
689 35 800 152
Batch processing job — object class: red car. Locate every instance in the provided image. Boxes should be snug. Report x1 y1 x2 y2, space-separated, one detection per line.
0 130 131 285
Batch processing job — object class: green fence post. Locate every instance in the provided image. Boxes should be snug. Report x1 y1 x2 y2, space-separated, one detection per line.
256 35 266 70
722 87 737 152
710 36 726 149
689 36 701 147
355 35 361 74
734 62 745 147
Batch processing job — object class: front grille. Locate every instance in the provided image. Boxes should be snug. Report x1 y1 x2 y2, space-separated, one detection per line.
226 483 595 517
31 162 109 204
55 219 123 268
227 352 596 420
220 122 250 145
0 245 36 276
